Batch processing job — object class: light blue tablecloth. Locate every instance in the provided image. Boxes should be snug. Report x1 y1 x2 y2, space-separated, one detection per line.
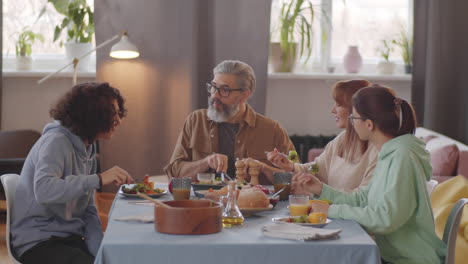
95 188 380 264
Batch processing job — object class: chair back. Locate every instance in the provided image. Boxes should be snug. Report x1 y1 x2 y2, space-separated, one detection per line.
1 173 22 263
0 130 40 158
426 179 439 196
442 198 468 264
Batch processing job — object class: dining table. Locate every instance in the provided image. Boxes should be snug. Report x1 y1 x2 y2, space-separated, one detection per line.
94 183 381 264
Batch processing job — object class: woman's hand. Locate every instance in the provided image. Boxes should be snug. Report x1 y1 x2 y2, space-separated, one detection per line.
100 166 134 186
267 148 294 172
291 172 323 196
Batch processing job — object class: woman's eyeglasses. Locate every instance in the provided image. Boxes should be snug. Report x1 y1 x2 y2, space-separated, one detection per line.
348 114 367 124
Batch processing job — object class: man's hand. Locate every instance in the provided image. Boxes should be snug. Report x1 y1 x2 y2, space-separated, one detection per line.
291 172 323 196
267 148 294 172
100 166 134 186
204 153 228 173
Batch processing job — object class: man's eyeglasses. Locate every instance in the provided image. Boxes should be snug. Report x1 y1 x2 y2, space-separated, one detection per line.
348 114 367 124
206 83 244 97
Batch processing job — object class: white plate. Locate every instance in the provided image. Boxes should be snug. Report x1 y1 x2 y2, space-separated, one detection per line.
118 184 167 198
239 204 274 216
272 216 332 228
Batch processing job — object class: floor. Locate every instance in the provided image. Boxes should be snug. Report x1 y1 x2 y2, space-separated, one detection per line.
0 212 12 264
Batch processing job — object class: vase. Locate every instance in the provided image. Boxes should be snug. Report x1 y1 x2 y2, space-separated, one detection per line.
270 42 298 72
65 42 93 71
16 56 33 70
377 61 396 74
343 46 363 74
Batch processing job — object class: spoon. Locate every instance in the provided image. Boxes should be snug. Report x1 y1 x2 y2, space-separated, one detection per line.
270 186 286 197
136 192 171 208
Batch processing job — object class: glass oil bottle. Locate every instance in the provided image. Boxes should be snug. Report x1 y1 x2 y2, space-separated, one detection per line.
222 181 244 227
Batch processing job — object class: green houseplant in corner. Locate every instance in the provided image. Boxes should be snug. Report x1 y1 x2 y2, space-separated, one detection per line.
15 27 44 70
392 27 413 74
270 0 316 72
43 0 94 70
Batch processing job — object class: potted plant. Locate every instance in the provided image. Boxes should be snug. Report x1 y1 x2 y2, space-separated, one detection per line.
392 27 413 74
45 0 94 69
376 39 395 74
270 0 316 72
15 27 44 70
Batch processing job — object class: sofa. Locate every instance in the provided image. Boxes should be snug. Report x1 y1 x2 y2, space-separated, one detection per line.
307 127 468 183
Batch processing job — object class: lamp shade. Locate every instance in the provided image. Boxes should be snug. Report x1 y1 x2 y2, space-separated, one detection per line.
110 35 139 59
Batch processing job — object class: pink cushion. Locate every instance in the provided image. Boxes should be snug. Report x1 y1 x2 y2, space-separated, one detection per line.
430 144 459 176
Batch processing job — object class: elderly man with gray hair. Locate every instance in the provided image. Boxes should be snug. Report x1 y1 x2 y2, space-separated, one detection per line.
165 60 294 184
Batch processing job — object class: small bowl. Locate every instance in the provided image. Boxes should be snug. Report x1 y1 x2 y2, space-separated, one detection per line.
197 173 215 183
269 195 280 208
191 182 226 192
155 200 222 235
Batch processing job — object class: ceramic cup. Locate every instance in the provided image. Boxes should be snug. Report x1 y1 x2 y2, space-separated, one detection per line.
197 173 215 183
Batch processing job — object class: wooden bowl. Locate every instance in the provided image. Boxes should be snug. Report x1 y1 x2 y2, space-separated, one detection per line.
155 200 222 235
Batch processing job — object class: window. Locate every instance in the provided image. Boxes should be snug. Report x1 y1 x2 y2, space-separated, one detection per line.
270 0 413 72
3 0 94 70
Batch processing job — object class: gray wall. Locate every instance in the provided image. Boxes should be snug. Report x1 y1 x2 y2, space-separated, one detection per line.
94 0 271 184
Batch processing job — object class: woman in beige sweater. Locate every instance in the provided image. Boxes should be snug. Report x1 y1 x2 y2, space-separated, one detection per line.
266 80 378 191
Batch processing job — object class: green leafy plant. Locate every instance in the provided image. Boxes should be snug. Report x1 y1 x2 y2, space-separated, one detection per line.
392 28 413 66
376 39 394 61
41 0 94 46
15 27 44 57
273 0 316 69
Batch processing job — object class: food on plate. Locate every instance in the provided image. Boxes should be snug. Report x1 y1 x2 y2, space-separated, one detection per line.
308 212 327 224
269 195 279 207
206 186 239 197
284 212 327 224
253 185 270 195
121 183 164 195
237 187 269 208
204 185 271 209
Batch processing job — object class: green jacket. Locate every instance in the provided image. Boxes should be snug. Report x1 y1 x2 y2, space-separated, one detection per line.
320 134 446 264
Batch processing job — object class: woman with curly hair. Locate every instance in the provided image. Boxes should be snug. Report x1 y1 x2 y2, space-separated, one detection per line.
10 82 134 264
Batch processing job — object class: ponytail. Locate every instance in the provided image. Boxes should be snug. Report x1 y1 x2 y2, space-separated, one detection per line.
397 99 417 136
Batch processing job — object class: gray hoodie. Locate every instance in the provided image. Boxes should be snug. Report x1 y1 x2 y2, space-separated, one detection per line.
11 121 102 257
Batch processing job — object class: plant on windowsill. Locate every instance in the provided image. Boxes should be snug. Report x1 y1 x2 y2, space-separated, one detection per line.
270 0 316 72
40 0 94 70
392 27 413 74
15 27 44 71
376 39 395 74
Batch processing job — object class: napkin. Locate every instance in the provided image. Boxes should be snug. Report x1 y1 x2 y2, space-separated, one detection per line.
262 224 341 241
114 213 154 223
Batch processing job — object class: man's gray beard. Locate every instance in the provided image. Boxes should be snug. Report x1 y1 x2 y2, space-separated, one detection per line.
207 97 240 123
